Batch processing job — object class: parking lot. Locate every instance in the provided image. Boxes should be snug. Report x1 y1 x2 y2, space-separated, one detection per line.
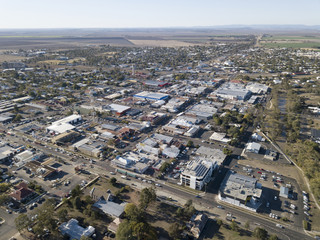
231 162 306 227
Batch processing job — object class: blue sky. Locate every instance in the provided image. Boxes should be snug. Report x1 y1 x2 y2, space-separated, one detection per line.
0 0 319 28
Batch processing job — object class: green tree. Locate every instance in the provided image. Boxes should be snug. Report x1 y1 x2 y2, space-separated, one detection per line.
216 219 223 226
230 221 239 232
15 214 30 232
132 221 157 240
71 185 82 198
0 194 10 205
73 196 82 209
139 187 156 210
169 222 182 240
223 148 233 156
244 220 250 230
125 203 142 221
57 209 68 222
116 219 134 240
186 140 194 148
253 227 268 240
110 177 117 186
269 235 278 240
0 183 10 192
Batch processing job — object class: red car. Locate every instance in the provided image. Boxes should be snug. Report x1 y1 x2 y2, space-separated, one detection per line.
257 171 262 174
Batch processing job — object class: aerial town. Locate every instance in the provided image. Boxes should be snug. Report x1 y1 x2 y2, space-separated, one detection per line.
0 29 319 240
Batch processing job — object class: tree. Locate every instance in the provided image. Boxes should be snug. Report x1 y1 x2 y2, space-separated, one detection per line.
73 196 82 209
269 235 278 240
139 187 156 210
253 227 268 240
110 177 117 186
71 185 82 198
216 219 223 226
244 220 250 230
0 194 10 205
15 214 30 232
230 221 239 232
169 222 182 240
186 140 194 148
125 203 142 221
132 221 156 240
57 209 68 222
223 148 233 156
80 236 92 240
0 183 10 193
116 219 134 240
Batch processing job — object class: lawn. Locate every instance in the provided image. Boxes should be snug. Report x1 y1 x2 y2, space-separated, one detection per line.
201 219 255 240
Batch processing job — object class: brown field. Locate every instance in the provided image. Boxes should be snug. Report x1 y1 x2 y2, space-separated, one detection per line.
0 53 26 63
128 39 197 47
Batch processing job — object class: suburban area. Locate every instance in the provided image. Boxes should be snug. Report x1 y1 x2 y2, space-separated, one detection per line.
0 26 319 240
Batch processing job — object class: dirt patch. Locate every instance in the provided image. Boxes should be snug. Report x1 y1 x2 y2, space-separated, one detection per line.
129 39 196 47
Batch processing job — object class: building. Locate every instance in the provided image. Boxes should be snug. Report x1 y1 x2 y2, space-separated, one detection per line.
246 142 261 154
181 148 225 190
51 130 81 145
161 97 190 113
311 128 320 143
133 91 169 101
211 82 251 101
0 144 15 163
10 182 35 202
185 104 218 120
107 104 131 116
264 149 277 161
144 80 169 88
140 111 167 125
181 158 214 190
188 213 208 239
92 195 126 218
59 219 95 240
219 172 262 212
47 114 82 135
209 132 230 143
280 186 289 199
245 82 270 94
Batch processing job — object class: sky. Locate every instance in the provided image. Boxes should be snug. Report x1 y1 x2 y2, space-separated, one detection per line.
0 0 319 28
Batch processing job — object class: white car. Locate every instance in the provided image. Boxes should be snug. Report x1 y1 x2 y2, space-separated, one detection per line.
276 224 284 229
304 211 310 216
155 183 161 187
274 196 278 201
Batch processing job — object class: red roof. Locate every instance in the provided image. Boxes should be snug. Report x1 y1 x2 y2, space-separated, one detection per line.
10 183 34 201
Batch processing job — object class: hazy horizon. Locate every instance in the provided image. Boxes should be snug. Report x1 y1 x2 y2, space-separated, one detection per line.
0 0 319 29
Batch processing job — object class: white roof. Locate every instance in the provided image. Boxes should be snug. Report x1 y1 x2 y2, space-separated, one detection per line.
47 123 75 134
52 114 81 125
247 142 261 151
108 104 131 113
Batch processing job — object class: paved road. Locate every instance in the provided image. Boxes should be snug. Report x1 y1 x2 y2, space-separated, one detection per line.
0 208 19 240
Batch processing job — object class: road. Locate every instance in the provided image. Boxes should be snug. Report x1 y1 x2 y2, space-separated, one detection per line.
0 126 313 240
0 208 19 240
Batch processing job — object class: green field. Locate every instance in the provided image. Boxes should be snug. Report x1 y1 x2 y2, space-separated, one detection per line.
262 35 320 40
262 42 320 49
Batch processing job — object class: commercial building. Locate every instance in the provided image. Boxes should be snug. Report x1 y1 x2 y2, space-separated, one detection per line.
219 172 263 212
47 114 82 135
185 104 218 120
280 186 289 199
246 142 261 154
133 91 169 101
107 104 131 116
161 97 190 113
211 82 251 101
181 147 225 190
246 82 270 94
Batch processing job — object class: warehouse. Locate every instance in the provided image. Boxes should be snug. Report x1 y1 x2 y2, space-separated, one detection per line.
133 91 169 101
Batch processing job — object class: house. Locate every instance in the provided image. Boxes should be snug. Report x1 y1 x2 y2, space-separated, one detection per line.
246 142 261 154
92 195 127 218
59 218 95 240
10 182 34 202
188 213 208 239
117 127 136 140
264 149 277 161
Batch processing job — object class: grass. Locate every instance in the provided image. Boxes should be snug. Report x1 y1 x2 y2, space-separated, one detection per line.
261 42 320 49
262 36 320 41
201 219 255 240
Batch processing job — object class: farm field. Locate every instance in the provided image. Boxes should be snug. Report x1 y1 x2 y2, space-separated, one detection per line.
261 35 320 49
